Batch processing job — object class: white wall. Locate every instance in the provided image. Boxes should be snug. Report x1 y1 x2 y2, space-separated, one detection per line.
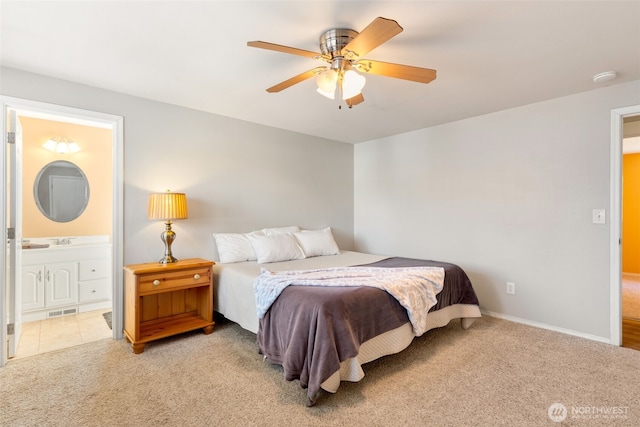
355 80 640 340
1 67 354 264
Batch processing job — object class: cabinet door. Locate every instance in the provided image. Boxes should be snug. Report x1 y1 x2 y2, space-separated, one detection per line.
22 265 45 311
44 262 77 308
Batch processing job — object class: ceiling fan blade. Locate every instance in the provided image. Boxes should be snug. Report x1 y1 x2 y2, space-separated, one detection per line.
266 67 326 93
358 59 437 84
342 17 403 59
247 41 320 59
346 93 365 107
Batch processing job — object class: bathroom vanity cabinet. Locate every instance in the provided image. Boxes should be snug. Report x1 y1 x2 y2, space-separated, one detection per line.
21 238 112 322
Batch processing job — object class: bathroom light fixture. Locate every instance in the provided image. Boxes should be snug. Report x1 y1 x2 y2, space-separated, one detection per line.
148 190 189 264
43 137 81 154
592 71 617 83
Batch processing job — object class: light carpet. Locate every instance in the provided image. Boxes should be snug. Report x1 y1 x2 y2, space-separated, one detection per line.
2 316 639 426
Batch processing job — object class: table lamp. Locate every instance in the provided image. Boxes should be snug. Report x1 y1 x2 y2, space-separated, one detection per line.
148 190 188 264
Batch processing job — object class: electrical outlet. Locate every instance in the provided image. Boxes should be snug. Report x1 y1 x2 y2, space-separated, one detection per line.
506 282 516 295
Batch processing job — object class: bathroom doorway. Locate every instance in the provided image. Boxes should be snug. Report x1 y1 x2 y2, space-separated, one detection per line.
1 96 124 365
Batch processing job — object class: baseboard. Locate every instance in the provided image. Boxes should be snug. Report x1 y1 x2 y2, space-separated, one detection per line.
78 300 112 313
480 309 611 345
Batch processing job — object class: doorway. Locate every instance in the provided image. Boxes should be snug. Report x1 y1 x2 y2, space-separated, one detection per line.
610 106 640 350
1 96 124 366
621 115 640 350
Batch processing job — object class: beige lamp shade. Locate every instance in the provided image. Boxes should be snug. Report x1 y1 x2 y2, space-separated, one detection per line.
148 191 188 221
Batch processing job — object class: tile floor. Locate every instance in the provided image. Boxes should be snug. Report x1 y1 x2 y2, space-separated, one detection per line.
13 308 113 360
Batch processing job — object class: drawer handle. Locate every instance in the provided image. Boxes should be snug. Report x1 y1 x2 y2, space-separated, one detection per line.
193 274 200 280
153 279 161 286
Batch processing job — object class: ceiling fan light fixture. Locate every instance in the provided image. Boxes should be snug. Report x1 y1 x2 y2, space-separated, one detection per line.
316 87 336 99
341 69 366 100
316 69 338 97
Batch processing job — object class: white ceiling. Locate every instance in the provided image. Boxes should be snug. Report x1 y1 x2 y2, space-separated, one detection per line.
1 1 639 144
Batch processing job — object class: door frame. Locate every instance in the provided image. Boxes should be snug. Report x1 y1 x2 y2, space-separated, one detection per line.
1 96 124 366
610 105 640 346
6 109 23 358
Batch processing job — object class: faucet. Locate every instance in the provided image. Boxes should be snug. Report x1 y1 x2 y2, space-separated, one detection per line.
51 237 74 245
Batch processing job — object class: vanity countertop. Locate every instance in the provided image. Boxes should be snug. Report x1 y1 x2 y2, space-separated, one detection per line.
21 236 112 265
22 235 111 250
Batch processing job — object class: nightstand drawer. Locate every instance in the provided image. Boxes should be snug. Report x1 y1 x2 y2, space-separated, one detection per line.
138 267 211 294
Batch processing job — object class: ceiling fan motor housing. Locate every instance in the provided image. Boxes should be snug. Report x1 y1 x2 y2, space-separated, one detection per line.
320 28 358 59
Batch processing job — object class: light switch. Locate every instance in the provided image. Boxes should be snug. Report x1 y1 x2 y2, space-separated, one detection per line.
592 209 606 224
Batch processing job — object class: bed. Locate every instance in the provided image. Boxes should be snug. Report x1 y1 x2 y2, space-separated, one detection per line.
212 228 481 406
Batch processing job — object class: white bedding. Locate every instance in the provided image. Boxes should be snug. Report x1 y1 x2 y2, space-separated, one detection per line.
213 251 387 334
212 251 482 396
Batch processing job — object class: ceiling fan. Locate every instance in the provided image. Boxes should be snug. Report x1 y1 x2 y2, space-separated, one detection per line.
248 17 437 108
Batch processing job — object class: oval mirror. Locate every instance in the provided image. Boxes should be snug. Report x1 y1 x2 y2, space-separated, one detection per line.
34 160 90 222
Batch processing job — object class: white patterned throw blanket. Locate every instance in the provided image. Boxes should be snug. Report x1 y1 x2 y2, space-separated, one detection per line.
253 266 445 336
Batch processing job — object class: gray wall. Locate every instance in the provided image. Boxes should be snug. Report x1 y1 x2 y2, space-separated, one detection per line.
354 80 640 340
1 67 354 264
5 65 640 342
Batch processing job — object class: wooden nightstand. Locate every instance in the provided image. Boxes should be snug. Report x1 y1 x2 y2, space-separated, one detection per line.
123 258 215 354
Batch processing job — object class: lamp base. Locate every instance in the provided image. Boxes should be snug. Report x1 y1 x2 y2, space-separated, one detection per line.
159 255 178 264
159 221 178 264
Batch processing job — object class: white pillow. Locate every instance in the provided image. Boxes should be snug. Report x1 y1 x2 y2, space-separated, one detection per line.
261 225 300 236
213 233 258 263
294 227 340 257
247 233 306 264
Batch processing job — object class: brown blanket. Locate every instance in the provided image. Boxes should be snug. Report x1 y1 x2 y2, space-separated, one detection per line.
257 257 480 405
